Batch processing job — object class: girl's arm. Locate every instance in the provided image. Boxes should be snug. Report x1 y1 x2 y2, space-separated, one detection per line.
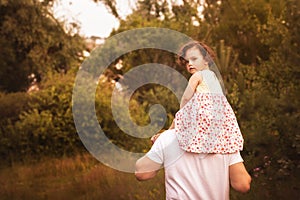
168 120 175 129
180 72 202 108
151 72 202 143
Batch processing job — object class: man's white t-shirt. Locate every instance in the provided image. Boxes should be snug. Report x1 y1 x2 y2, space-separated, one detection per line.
146 129 244 200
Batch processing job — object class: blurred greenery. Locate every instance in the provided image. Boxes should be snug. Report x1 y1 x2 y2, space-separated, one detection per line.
0 0 299 199
0 0 84 92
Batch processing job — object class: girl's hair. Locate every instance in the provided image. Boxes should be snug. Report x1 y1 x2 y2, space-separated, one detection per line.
178 41 216 67
178 41 226 94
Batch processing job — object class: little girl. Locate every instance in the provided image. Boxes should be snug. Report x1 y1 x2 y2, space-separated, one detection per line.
165 41 244 154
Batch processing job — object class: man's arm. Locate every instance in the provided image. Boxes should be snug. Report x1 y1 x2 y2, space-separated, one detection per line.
135 155 162 181
229 162 252 193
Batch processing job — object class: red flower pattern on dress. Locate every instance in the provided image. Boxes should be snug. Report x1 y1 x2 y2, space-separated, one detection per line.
175 70 244 154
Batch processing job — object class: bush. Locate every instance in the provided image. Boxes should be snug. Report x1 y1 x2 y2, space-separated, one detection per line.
0 92 32 121
0 74 86 164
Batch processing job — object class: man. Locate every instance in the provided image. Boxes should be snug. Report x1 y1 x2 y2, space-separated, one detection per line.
135 129 251 199
135 41 251 199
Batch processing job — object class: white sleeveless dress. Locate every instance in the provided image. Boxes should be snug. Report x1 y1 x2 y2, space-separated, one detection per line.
175 70 244 153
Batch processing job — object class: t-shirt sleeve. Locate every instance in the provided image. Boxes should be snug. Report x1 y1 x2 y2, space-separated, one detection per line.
229 151 244 166
146 137 164 164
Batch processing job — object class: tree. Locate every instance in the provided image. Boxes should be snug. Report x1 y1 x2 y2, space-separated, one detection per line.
0 0 84 92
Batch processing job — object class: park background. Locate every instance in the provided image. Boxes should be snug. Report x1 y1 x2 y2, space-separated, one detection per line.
0 0 299 199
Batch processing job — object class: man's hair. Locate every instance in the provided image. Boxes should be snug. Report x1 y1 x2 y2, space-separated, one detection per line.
177 41 216 67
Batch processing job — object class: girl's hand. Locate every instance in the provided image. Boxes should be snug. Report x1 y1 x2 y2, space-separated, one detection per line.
151 133 162 144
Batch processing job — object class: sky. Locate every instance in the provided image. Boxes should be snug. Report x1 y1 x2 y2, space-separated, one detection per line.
53 0 136 38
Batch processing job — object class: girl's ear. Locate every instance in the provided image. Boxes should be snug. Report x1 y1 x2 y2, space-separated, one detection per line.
204 60 208 67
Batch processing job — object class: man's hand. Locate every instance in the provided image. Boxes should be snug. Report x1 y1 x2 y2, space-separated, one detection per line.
229 162 251 193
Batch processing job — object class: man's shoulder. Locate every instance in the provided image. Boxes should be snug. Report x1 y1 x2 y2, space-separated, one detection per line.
156 129 177 143
151 129 184 167
152 129 180 153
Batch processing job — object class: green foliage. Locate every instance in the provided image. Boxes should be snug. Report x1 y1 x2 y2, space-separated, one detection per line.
0 0 84 92
0 73 83 163
130 84 180 129
95 78 161 152
0 92 32 162
223 61 299 199
213 40 239 76
0 92 32 121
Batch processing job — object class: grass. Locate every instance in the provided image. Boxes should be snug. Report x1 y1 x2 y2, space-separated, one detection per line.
0 154 165 200
1 153 298 200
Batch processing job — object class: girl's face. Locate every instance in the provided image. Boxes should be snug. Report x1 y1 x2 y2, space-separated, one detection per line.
184 46 208 74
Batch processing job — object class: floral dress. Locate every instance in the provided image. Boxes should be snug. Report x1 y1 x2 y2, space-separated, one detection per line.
175 70 244 154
